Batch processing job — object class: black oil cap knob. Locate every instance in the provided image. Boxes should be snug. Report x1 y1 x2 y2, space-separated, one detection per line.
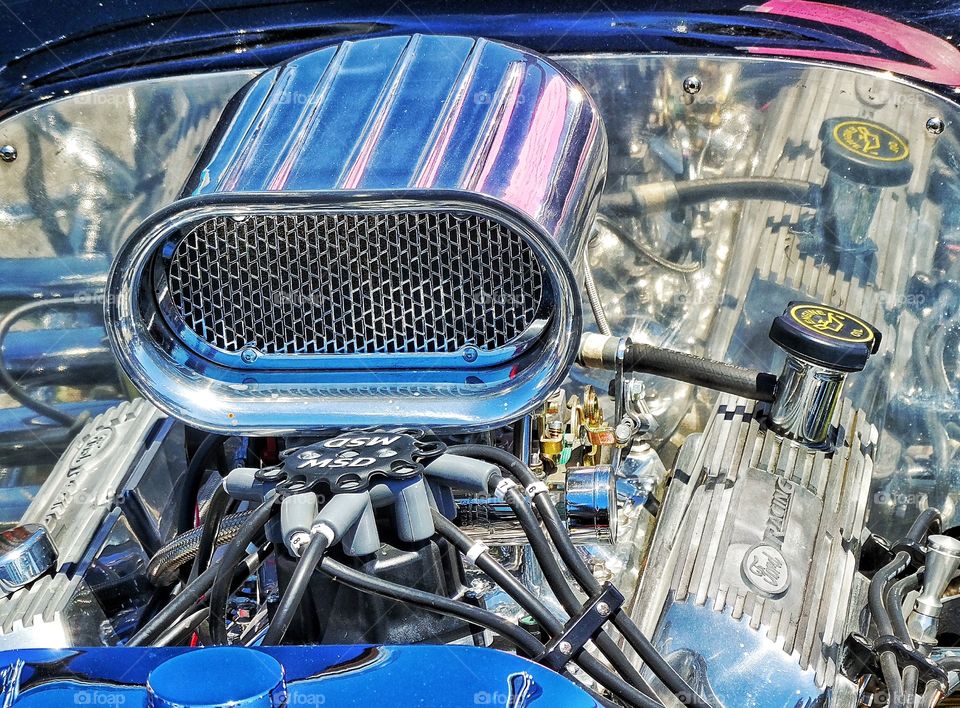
820 117 913 187
769 302 881 372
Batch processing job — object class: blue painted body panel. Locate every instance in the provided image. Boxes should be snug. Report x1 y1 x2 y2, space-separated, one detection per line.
0 645 599 707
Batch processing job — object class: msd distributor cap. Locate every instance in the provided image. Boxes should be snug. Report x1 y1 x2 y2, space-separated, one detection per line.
271 428 447 496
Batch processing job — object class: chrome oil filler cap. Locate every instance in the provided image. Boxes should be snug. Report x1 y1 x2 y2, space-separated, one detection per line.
0 523 58 594
768 302 881 446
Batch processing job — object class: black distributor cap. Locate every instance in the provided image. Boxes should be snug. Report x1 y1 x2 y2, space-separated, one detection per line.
769 302 882 373
820 117 913 187
277 427 446 496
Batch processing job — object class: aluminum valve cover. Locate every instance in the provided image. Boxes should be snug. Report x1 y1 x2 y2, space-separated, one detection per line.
630 395 876 707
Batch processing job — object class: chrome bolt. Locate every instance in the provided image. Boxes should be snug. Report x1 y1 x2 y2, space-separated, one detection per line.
927 116 946 135
615 419 636 446
240 347 259 364
462 346 479 363
596 601 611 617
682 75 702 95
0 145 16 162
557 640 573 655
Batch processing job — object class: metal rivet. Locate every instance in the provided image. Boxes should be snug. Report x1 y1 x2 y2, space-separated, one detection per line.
0 145 16 162
596 601 611 617
558 640 573 655
240 347 259 364
927 116 945 135
682 76 702 95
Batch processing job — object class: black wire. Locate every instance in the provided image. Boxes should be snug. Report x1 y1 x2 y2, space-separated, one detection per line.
447 444 710 708
189 483 233 582
317 556 624 708
209 497 277 645
153 607 210 646
316 556 544 657
263 532 330 646
432 510 662 708
498 484 656 699
127 543 271 646
176 433 229 536
0 299 99 428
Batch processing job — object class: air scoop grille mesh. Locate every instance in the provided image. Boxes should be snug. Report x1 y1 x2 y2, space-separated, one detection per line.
164 212 546 356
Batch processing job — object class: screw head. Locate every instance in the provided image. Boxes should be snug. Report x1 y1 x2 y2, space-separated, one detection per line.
927 116 946 135
462 345 479 363
596 601 611 617
682 75 702 95
0 145 16 162
240 347 259 364
557 640 573 655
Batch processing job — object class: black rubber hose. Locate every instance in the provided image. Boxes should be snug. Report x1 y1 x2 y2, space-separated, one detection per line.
263 532 330 646
127 544 271 646
432 510 663 708
189 484 234 582
886 573 921 647
908 508 942 543
622 343 778 403
447 444 711 708
176 433 229 536
209 497 277 645
317 556 543 656
871 552 912 638
602 177 820 214
672 177 819 207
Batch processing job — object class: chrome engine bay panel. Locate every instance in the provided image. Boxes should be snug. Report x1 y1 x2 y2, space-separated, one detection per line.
3 38 960 708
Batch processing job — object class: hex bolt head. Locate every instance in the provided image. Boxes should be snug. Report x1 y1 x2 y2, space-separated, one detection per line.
682 76 702 95
0 145 16 162
927 116 946 135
